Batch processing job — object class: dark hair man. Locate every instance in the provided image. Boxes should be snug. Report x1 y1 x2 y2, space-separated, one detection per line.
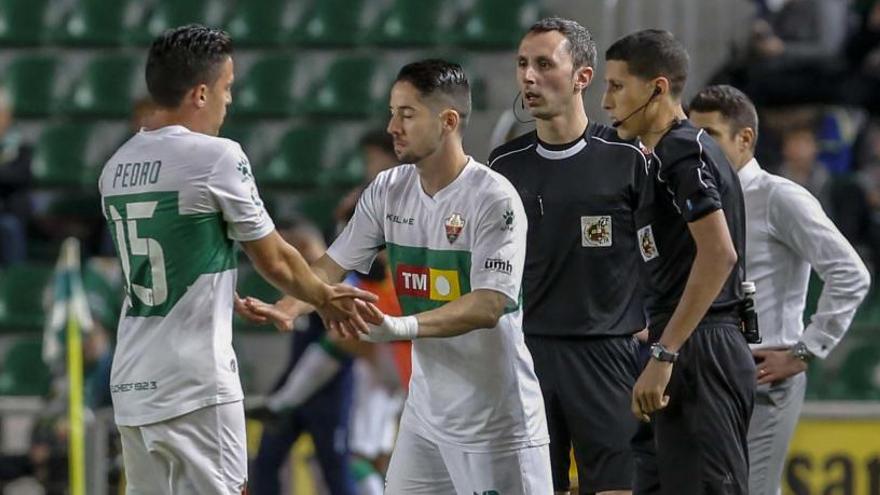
241 59 553 494
99 24 374 493
489 17 646 495
689 84 870 495
602 29 756 494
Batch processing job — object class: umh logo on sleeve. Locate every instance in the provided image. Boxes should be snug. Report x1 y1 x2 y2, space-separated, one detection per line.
395 264 461 301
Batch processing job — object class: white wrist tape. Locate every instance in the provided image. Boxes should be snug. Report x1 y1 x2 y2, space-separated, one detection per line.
362 315 419 342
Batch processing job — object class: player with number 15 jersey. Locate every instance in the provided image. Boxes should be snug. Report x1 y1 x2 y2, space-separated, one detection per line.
99 126 272 427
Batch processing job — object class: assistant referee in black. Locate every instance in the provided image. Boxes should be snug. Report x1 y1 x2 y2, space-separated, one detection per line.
602 30 755 494
490 18 647 495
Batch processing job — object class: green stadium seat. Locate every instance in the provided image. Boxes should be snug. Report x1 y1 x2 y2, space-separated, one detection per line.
453 0 539 49
0 0 49 46
834 341 880 400
0 337 51 396
82 266 123 332
232 55 298 118
31 123 100 187
0 263 53 332
323 149 366 188
302 56 385 118
296 192 344 233
61 54 140 118
219 122 257 149
128 0 216 45
366 0 442 47
2 54 60 117
289 0 365 47
260 126 330 188
224 0 288 47
51 0 130 46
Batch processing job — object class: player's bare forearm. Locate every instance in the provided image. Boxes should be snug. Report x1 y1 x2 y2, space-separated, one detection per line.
659 210 737 352
415 289 508 338
242 231 331 307
267 255 348 313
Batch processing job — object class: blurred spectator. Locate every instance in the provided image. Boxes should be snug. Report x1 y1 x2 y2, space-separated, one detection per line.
0 85 32 265
846 0 880 114
333 128 398 233
715 0 852 107
778 126 832 206
249 219 359 495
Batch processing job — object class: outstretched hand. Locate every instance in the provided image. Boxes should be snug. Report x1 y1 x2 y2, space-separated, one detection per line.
234 292 268 325
315 284 379 338
243 297 298 332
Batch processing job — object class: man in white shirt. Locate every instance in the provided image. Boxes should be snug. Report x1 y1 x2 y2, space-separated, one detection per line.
99 25 375 494
689 85 871 495
241 59 552 494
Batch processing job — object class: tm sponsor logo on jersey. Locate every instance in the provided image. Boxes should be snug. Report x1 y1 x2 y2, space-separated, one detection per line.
484 257 512 275
395 263 461 301
386 213 415 225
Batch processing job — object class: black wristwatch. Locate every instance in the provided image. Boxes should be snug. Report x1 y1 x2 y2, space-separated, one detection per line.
650 343 679 363
790 342 814 363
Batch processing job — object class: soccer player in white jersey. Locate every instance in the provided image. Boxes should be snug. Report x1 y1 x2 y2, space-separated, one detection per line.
240 59 552 493
98 25 375 494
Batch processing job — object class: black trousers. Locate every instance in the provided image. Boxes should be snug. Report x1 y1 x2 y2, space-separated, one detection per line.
634 318 756 495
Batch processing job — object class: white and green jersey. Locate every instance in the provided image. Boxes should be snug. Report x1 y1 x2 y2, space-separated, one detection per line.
98 125 274 426
327 158 548 452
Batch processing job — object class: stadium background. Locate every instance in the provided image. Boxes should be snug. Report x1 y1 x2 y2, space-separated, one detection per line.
0 0 877 493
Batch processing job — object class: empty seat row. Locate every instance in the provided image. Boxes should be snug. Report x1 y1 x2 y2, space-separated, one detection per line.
0 0 540 49
2 52 487 120
22 122 368 190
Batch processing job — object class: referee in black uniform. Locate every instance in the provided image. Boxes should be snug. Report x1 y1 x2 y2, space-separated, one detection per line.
602 30 755 494
490 18 646 495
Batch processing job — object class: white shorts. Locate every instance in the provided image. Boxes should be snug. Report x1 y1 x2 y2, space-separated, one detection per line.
118 401 247 495
350 359 403 459
385 424 552 495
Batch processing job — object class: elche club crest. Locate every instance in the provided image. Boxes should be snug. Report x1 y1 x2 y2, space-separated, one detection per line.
444 212 465 243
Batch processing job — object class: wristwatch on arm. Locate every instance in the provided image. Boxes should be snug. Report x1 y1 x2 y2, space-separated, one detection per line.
650 342 679 363
790 341 814 363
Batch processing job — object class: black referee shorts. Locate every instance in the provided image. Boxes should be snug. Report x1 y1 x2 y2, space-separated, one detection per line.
634 318 756 495
525 334 641 494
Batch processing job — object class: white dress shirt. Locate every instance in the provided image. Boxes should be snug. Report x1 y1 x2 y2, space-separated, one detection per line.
739 158 871 358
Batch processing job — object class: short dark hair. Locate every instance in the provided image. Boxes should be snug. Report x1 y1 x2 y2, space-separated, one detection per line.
527 17 597 70
689 85 759 147
359 128 394 156
146 24 233 108
395 59 471 129
605 29 689 96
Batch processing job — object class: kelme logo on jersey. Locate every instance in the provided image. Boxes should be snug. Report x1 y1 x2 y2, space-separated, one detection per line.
444 212 465 243
395 263 461 301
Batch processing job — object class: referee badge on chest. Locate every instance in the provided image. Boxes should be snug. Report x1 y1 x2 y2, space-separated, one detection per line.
581 215 612 247
638 224 659 261
444 212 465 243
